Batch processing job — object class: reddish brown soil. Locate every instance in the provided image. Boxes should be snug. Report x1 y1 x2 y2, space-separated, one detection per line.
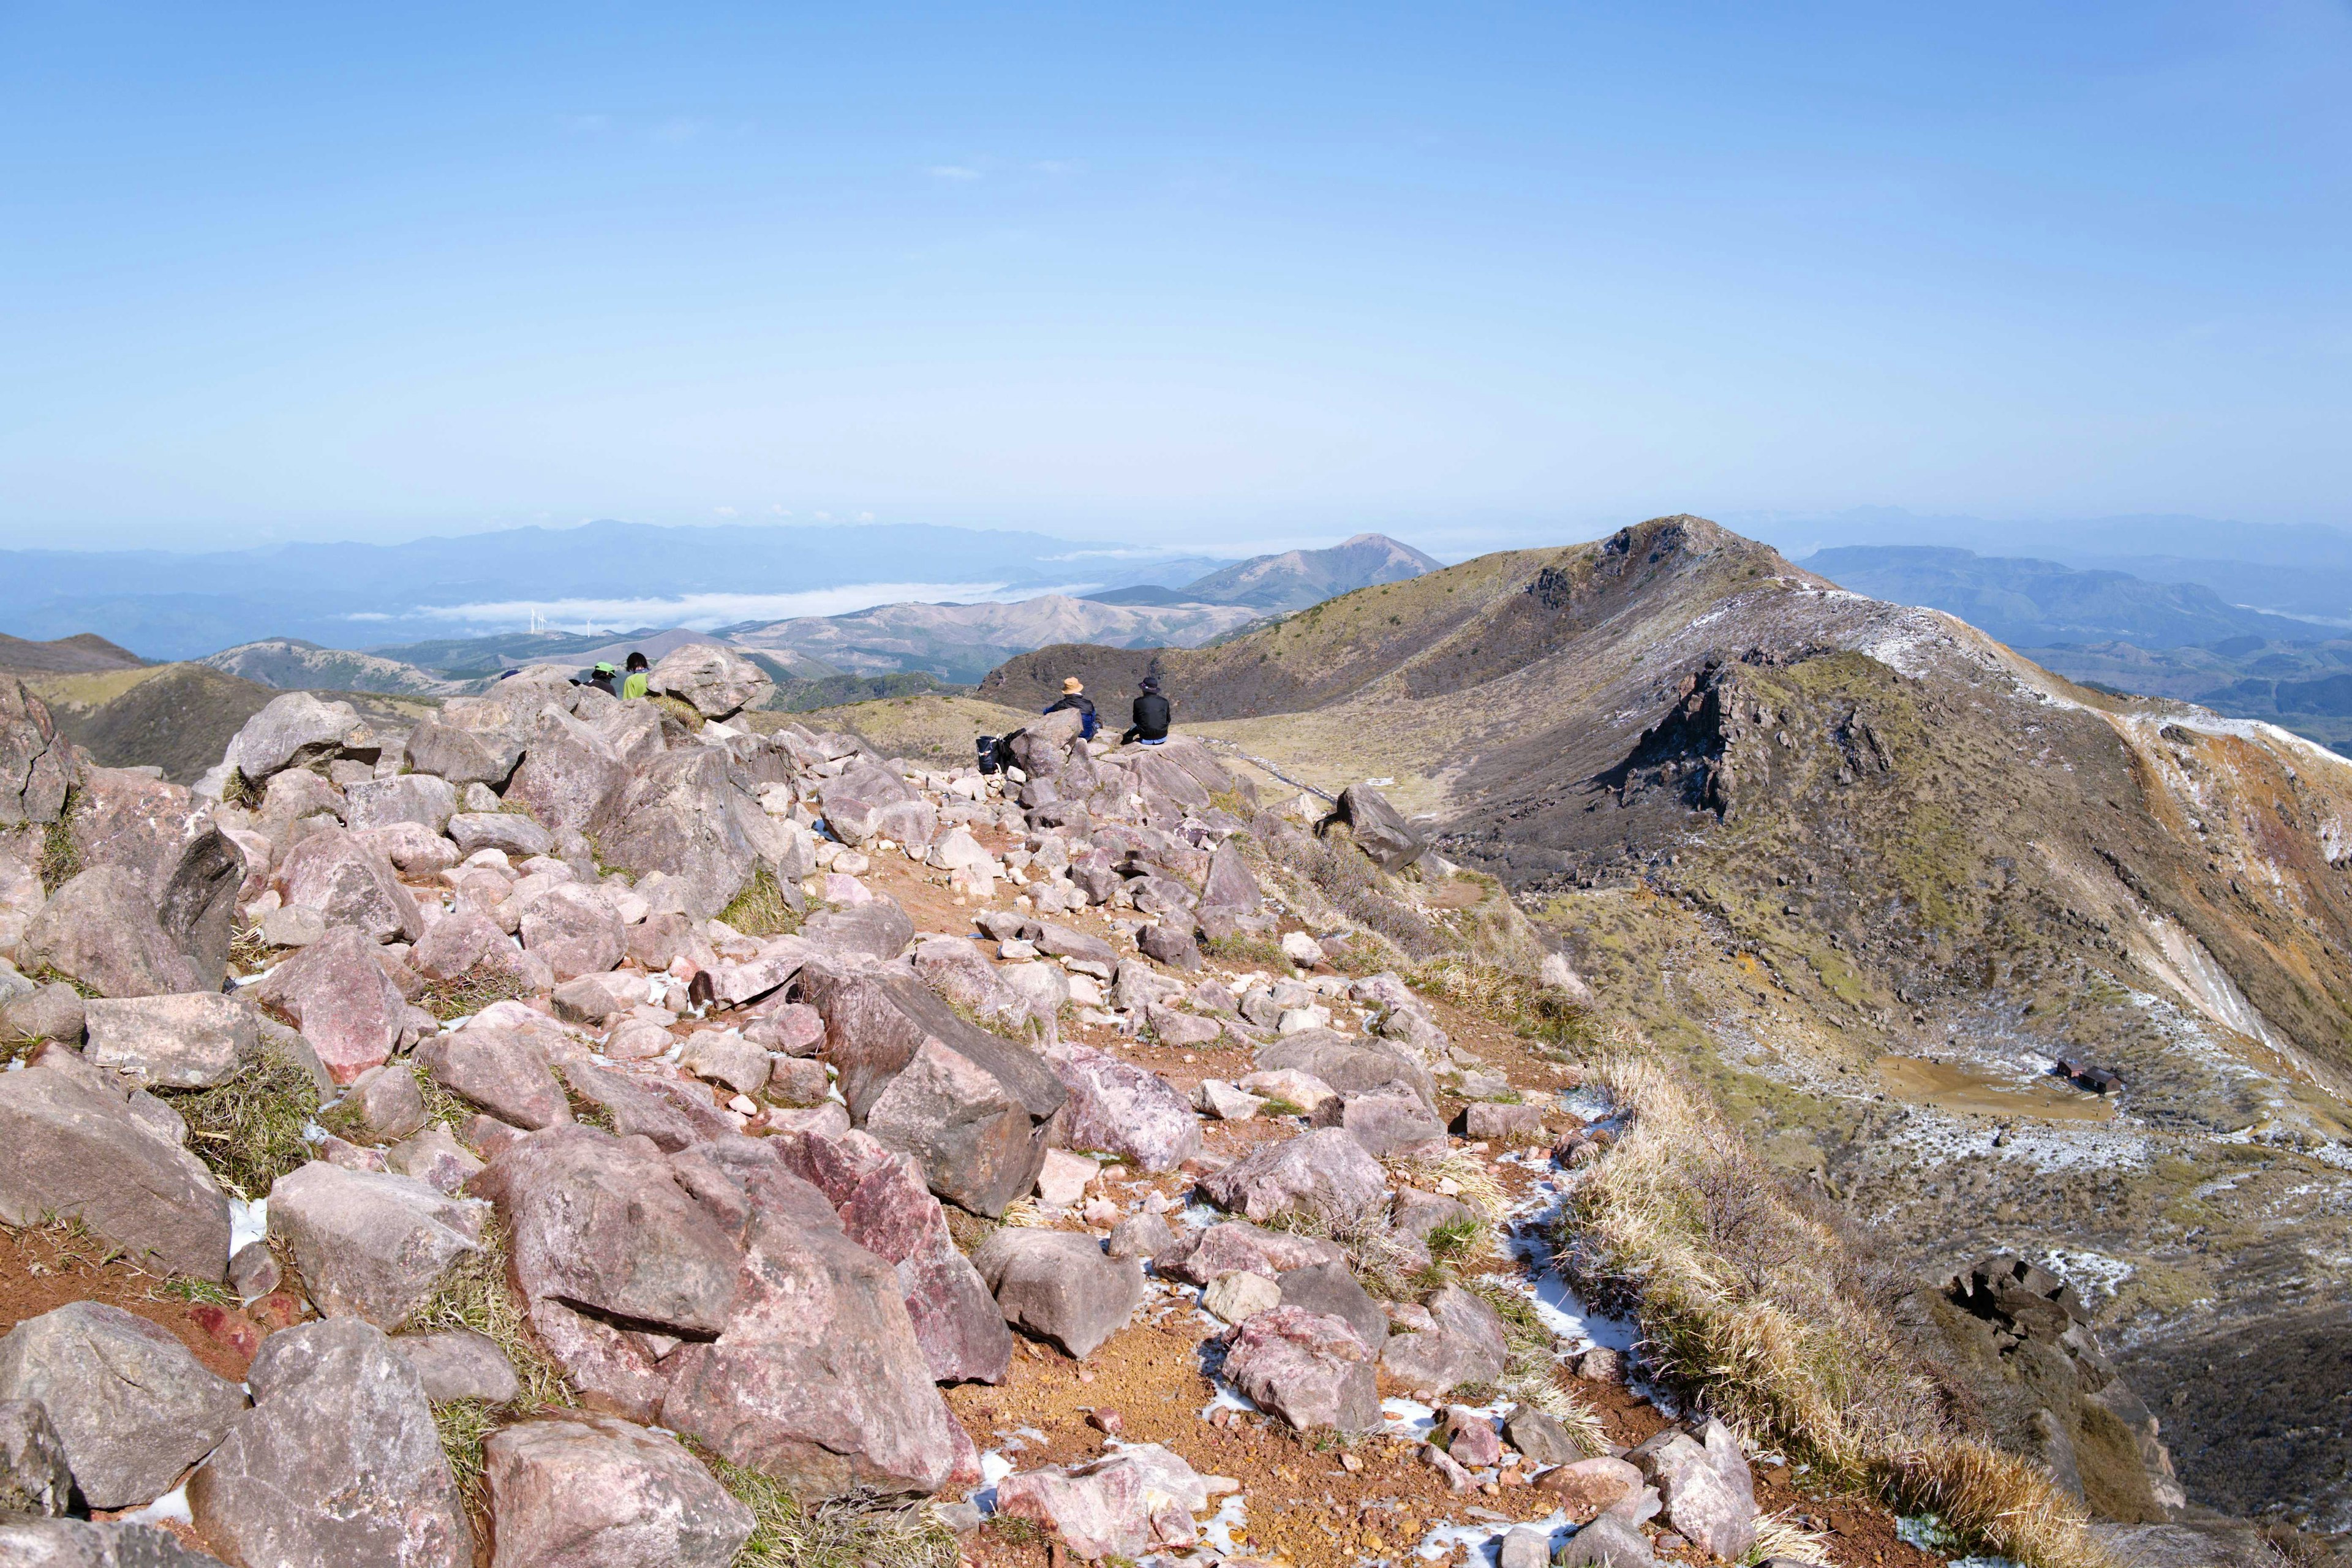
0 1222 288 1384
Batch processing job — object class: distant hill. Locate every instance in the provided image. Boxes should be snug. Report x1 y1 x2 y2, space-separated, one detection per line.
200 638 462 695
0 631 148 674
726 594 1262 685
1804 546 2321 649
359 626 725 680
1174 532 1439 611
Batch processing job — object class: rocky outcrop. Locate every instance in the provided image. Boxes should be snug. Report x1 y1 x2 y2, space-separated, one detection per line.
483 1414 756 1568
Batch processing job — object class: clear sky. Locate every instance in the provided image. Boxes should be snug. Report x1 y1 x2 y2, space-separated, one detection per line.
2 2 2346 554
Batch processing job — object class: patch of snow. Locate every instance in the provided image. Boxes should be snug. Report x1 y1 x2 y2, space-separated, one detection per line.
227 1197 268 1255
1414 1509 1572 1563
2039 1249 2135 1300
119 1485 192 1527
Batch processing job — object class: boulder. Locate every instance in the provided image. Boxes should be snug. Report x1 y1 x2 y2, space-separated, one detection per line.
1463 1101 1545 1140
524 1298 673 1423
560 1060 718 1152
1556 1510 1657 1568
800 897 914 963
0 1044 231 1279
252 925 410 1084
506 709 627 834
1278 1260 1386 1350
1499 1525 1555 1568
344 774 459 834
63 773 244 990
1381 1284 1508 1396
266 1163 488 1330
0 1519 232 1565
0 677 78 827
1137 919 1203 970
1198 1128 1389 1225
82 993 256 1088
679 1029 772 1096
1201 1269 1282 1325
1107 1210 1177 1261
910 936 1033 1033
1505 1404 1586 1466
1323 783 1424 871
1047 1043 1202 1172
1193 1079 1265 1120
1 981 86 1045
1196 839 1264 930
972 1230 1145 1360
387 1125 486 1196
1154 1220 1344 1286
993 1462 1151 1562
1256 1028 1434 1107
591 748 767 919
335 1061 431 1145
17 867 203 997
1628 1420 1757 1561
484 1414 756 1568
1317 1087 1448 1158
0 1302 245 1510
189 1318 470 1568
418 1025 570 1131
799 965 1065 1216
446 811 554 859
0 1396 70 1518
647 644 772 720
659 1209 964 1498
224 692 372 782
402 718 524 788
519 883 625 981
392 1329 519 1404
823 1144 1013 1384
1534 1455 1643 1520
409 908 545 992
471 1126 744 1337
358 821 461 877
1220 1306 1379 1433
270 826 422 944
1444 1405 1504 1467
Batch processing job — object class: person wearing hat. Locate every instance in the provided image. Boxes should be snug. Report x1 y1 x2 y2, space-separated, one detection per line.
620 651 651 700
578 662 619 696
1121 673 1172 746
1043 676 1099 741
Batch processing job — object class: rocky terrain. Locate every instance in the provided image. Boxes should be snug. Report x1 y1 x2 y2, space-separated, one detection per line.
0 537 2334 1568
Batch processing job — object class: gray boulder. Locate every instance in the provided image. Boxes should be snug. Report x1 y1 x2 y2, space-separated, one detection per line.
647 644 772 720
1047 1042 1202 1172
0 677 78 827
1627 1419 1757 1561
251 925 410 1084
1256 1028 1435 1107
1557 1512 1657 1568
1137 919 1203 970
82 993 256 1089
391 1329 519 1404
519 883 625 981
1381 1284 1509 1396
0 1396 70 1517
225 692 372 782
189 1317 470 1568
505 709 627 834
591 748 766 918
1505 1404 1585 1466
972 1231 1144 1361
267 1163 488 1330
0 1302 245 1510
1323 783 1424 871
333 1061 430 1145
1219 1305 1379 1433
0 1044 231 1279
1198 1127 1389 1225
799 965 1065 1216
402 718 524 788
485 1414 756 1568
18 867 203 998
1316 1087 1448 1158
343 774 458 834
660 1209 963 1498
472 1125 743 1337
446 810 553 859
270 826 422 944
63 772 243 990
0 1519 231 1566
801 897 915 962
1196 839 1264 932
1278 1260 1386 1350
1 982 86 1045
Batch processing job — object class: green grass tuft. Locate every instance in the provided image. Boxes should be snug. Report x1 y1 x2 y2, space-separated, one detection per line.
221 768 266 810
415 961 535 1022
718 867 802 940
158 1041 321 1200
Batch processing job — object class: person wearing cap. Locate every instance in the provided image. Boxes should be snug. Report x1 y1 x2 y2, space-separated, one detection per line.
1121 674 1172 746
1043 676 1099 741
620 651 651 700
577 662 619 696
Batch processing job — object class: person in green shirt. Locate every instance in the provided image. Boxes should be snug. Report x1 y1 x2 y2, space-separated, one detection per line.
620 651 651 700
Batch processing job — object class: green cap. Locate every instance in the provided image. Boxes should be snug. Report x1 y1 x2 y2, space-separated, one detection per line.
594 662 617 674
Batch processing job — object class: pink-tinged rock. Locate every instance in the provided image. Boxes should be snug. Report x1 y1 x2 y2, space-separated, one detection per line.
590 747 767 919
266 1163 486 1330
1035 1148 1098 1207
189 1318 470 1568
1628 1420 1756 1561
834 1148 1012 1384
1444 1406 1504 1468
1197 1128 1388 1225
994 1462 1150 1561
271 826 423 943
660 1211 963 1498
1047 1043 1202 1172
909 936 1032 1032
1316 1087 1447 1159
251 924 409 1084
470 1125 743 1336
418 1025 570 1131
344 774 458 835
1154 1220 1346 1286
409 908 545 990
1463 1101 1546 1140
17 866 203 998
521 882 625 981
526 1297 674 1422
1535 1455 1643 1522
506 708 627 834
0 675 77 826
387 1125 486 1195
971 1231 1144 1362
1379 1284 1507 1396
1220 1305 1379 1433
560 1060 707 1152
1148 1005 1221 1046
484 1413 755 1568
822 871 870 905
744 1001 824 1055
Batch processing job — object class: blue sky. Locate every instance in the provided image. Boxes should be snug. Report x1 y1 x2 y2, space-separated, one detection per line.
2 2 2346 555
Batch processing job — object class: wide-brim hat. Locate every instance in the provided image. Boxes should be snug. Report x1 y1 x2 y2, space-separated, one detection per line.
1063 677 1084 694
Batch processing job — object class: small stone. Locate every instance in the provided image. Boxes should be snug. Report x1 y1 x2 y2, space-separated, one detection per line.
1036 1147 1100 1207
1201 1269 1283 1325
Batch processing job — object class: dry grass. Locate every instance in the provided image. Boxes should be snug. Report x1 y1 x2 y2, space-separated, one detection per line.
37 801 82 894
158 1039 322 1200
415 960 535 1022
688 1446 957 1568
1267 1197 1427 1300
720 866 802 939
221 767 266 810
1408 956 1601 1057
1747 1507 1834 1566
1558 1052 2113 1568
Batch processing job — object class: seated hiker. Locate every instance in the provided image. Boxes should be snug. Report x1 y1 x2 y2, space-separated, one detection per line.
620 651 651 699
576 662 619 696
1044 676 1099 741
1121 674 1172 745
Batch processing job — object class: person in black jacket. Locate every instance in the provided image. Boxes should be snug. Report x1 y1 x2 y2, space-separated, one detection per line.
1122 674 1172 745
1044 676 1099 741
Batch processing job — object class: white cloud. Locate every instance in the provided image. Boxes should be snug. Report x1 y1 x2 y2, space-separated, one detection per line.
857 510 874 522
927 164 981 181
714 505 738 517
372 582 1033 632
769 503 789 516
